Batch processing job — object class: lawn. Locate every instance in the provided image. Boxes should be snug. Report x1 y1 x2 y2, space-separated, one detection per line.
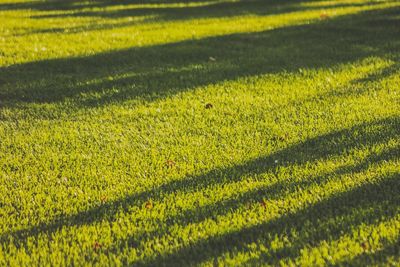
0 0 399 265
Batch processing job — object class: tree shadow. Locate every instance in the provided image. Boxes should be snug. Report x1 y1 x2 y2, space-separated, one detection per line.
13 19 150 37
140 172 400 266
28 0 358 21
21 0 392 38
1 5 399 108
352 61 400 84
19 0 335 36
1 1 399 265
335 237 400 266
1 116 398 262
105 143 399 264
0 0 224 12
0 0 313 13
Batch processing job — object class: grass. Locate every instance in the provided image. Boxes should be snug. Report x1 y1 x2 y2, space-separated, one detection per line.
0 0 399 265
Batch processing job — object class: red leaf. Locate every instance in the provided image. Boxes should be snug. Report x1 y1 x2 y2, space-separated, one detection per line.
260 200 267 208
94 242 102 251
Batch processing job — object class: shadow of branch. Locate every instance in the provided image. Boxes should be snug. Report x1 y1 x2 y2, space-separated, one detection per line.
0 116 398 254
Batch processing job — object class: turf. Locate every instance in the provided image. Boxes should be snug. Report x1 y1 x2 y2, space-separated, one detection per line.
0 0 399 265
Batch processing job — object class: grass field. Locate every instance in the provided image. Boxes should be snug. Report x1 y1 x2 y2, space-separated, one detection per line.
0 0 400 265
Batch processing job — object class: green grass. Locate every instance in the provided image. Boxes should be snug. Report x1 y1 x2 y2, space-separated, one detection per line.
0 0 399 265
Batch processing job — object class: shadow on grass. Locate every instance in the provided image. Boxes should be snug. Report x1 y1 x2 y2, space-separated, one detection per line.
19 0 336 36
352 61 400 84
335 237 400 266
28 0 367 21
20 0 393 37
1 2 399 265
0 0 315 13
140 172 400 266
106 143 399 265
0 0 227 11
1 5 399 108
1 116 399 263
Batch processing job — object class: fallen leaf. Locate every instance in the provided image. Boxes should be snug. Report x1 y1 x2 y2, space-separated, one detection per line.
260 200 267 208
278 133 289 142
100 195 108 203
165 160 176 168
320 13 330 19
94 242 102 251
205 103 213 109
361 241 369 251
145 201 153 209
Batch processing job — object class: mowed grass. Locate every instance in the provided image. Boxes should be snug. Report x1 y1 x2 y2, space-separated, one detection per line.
0 0 400 265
